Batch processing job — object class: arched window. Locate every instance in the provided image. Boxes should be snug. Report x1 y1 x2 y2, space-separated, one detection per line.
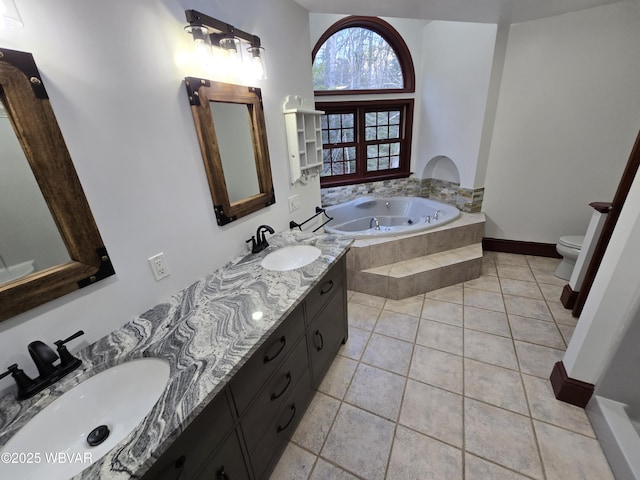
312 16 415 94
312 17 415 187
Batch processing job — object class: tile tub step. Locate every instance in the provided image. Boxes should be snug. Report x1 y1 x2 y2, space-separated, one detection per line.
349 243 483 300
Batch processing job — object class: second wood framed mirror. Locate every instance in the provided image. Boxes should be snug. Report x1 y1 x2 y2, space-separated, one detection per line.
185 78 275 226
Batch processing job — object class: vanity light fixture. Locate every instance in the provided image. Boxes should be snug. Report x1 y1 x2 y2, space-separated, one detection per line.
184 9 267 80
0 0 23 29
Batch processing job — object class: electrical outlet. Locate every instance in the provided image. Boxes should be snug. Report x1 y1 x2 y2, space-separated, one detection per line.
288 194 301 212
148 253 170 281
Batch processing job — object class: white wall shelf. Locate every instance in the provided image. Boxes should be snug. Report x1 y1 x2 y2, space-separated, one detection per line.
283 95 324 184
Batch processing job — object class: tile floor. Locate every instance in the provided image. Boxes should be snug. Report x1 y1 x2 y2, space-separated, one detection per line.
269 252 615 480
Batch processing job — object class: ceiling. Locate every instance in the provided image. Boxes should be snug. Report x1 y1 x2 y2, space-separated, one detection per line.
293 0 621 24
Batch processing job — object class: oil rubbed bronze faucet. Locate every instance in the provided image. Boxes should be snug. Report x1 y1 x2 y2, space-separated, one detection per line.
246 225 275 254
0 330 84 400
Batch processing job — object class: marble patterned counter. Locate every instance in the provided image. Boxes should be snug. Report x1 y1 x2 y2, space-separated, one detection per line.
0 230 352 479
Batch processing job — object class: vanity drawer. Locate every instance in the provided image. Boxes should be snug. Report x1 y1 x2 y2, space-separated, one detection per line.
249 371 313 480
194 428 249 480
142 391 234 480
305 258 345 323
231 305 305 414
241 336 309 452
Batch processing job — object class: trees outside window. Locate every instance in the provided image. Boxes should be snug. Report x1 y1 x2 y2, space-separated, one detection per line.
312 17 415 187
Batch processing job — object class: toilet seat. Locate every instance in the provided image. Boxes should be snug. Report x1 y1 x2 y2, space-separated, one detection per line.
559 235 584 250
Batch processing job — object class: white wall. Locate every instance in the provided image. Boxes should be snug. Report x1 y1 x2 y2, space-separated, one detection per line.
482 1 640 243
0 0 319 388
416 20 497 188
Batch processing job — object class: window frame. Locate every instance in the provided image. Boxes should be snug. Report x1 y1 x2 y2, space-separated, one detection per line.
312 16 416 96
317 99 414 188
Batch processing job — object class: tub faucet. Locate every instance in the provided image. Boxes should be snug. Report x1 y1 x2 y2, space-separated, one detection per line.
385 202 390 209
434 209 441 220
370 217 380 230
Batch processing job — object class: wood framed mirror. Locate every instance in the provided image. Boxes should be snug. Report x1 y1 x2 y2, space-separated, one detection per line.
0 47 114 322
184 78 275 225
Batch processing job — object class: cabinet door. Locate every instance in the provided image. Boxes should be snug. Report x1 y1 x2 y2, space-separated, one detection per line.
308 286 347 387
142 392 234 480
194 428 249 480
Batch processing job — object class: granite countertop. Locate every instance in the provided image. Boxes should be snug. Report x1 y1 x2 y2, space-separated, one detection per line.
0 230 353 479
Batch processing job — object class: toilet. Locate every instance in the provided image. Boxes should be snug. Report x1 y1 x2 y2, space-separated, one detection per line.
555 235 585 280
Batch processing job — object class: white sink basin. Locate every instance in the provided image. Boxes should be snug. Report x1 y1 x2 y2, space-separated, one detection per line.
261 245 321 271
0 358 170 480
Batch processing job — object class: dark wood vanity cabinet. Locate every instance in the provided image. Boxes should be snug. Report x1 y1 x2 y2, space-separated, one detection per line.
143 257 347 480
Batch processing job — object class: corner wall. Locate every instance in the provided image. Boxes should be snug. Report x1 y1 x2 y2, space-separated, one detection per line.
482 2 640 243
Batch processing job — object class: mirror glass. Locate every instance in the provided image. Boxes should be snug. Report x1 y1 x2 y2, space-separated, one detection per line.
209 101 260 203
0 98 70 286
185 77 275 226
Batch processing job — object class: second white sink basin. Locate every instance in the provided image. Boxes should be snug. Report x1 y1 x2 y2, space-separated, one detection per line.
0 357 170 480
261 245 321 271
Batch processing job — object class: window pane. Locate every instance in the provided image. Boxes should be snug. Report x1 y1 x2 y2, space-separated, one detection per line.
329 129 340 144
367 159 379 171
377 111 389 124
367 145 378 159
390 156 400 168
342 128 354 142
321 115 328 129
348 160 356 172
322 130 328 144
379 158 390 169
379 144 390 156
389 110 401 124
341 114 354 128
328 114 341 128
377 126 389 139
346 147 356 160
365 112 377 126
313 27 404 91
390 142 401 155
365 127 377 141
389 125 400 138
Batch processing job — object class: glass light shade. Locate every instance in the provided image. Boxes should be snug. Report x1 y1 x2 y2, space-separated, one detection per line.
247 46 267 80
185 25 213 63
218 36 242 73
0 0 23 29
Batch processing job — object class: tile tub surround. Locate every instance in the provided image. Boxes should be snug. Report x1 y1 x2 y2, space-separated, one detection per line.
270 252 615 479
320 178 484 213
0 230 353 479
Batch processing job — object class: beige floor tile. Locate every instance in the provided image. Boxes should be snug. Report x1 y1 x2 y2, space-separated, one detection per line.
347 302 381 331
525 255 561 272
463 288 506 313
497 264 536 282
531 269 566 286
321 403 395 480
504 294 553 321
464 329 518 370
345 364 405 421
463 306 511 337
387 425 462 479
310 458 358 480
481 260 498 276
318 355 358 399
522 375 595 437
548 301 578 326
538 282 564 302
361 333 413 376
292 391 341 454
410 345 463 394
425 284 463 304
421 298 464 326
509 315 565 349
269 442 316 480
338 326 370 361
500 278 544 299
346 290 355 301
534 420 615 480
349 291 386 308
374 310 419 343
415 319 463 355
464 358 529 415
399 379 463 447
558 324 575 346
463 275 501 292
495 252 529 267
383 294 424 317
465 453 530 480
515 341 564 378
465 398 543 479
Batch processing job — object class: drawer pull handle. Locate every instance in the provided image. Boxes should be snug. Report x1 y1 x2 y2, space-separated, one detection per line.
270 372 292 401
320 280 334 295
315 330 324 352
217 466 230 479
263 336 286 363
277 403 297 433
